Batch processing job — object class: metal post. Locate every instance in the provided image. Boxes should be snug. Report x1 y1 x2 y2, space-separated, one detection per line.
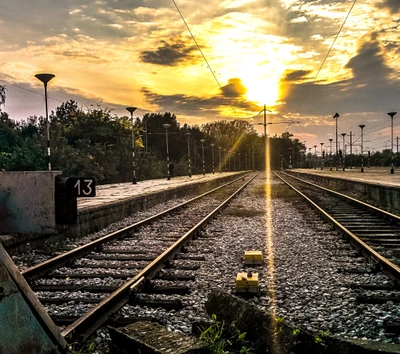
341 133 346 171
328 138 333 171
388 112 397 174
163 123 171 180
223 148 226 172
333 113 339 170
238 152 241 171
35 73 55 171
210 143 215 174
359 125 365 172
186 132 192 177
218 147 222 173
349 131 353 169
126 107 138 184
320 143 324 170
200 138 205 175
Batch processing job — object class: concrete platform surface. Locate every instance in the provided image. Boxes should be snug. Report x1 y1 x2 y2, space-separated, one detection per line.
292 167 400 187
77 172 240 210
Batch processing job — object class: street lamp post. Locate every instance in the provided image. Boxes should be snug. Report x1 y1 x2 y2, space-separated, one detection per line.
200 139 206 175
35 73 55 171
238 152 241 170
163 123 171 180
223 148 226 171
388 112 397 174
126 107 138 184
320 143 324 170
313 145 317 169
341 133 347 171
186 132 192 177
218 146 222 173
233 151 236 171
210 143 215 174
328 138 333 171
359 124 366 172
333 113 340 170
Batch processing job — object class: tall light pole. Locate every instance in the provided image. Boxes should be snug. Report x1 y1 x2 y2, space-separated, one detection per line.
329 138 333 171
210 143 215 174
313 145 317 169
218 146 222 173
320 142 324 170
35 73 55 171
233 151 236 171
186 132 192 177
359 124 366 172
223 148 226 171
388 112 397 174
199 139 206 175
163 123 171 180
333 113 340 170
341 133 347 171
126 107 138 184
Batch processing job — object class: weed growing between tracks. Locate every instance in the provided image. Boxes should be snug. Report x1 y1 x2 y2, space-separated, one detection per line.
200 314 254 354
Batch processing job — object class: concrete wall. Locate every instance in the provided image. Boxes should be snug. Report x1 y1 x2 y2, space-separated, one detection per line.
0 171 60 234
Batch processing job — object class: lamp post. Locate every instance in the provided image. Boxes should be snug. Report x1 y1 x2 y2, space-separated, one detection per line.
359 124 366 172
388 112 397 174
333 113 340 170
199 138 205 175
341 133 347 171
313 145 317 169
238 152 241 170
218 146 222 173
223 148 227 171
186 132 192 177
210 143 215 174
328 138 333 171
162 123 171 180
233 151 236 171
126 107 138 184
320 142 324 170
35 73 55 171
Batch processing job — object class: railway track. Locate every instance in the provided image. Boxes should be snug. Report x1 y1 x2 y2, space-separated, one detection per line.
22 172 257 343
275 171 400 287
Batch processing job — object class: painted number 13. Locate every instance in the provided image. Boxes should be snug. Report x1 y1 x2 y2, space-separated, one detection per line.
74 179 93 196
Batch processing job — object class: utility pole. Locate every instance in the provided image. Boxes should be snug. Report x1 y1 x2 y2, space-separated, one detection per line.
349 131 353 169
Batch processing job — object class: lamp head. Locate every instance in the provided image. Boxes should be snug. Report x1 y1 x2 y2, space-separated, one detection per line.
126 107 137 114
359 124 366 129
35 73 55 85
200 139 205 143
333 113 339 119
162 123 171 129
387 112 397 118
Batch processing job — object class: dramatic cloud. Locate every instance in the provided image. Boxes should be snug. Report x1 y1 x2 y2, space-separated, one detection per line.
140 40 198 66
376 0 400 14
220 78 247 98
345 32 393 82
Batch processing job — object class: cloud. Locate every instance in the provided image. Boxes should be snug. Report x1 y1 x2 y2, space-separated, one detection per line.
345 32 393 82
281 70 313 83
140 39 199 66
278 32 400 116
220 78 247 98
376 0 400 14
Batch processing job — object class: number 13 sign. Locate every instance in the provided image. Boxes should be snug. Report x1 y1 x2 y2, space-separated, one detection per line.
66 177 96 197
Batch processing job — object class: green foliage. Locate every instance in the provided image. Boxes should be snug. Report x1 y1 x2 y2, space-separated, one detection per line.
314 331 328 345
200 314 254 354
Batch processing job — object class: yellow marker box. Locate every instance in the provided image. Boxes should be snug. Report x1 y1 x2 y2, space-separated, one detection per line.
244 250 263 265
235 272 259 293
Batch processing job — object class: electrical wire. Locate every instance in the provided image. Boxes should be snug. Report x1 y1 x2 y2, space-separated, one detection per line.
171 0 241 119
294 0 357 115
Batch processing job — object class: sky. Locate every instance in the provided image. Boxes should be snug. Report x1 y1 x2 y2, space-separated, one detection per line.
0 0 399 153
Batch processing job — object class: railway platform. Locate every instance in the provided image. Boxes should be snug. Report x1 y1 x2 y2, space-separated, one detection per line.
2 172 245 252
288 167 400 215
292 167 400 187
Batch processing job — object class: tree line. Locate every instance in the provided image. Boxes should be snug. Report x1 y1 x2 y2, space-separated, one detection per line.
0 84 331 183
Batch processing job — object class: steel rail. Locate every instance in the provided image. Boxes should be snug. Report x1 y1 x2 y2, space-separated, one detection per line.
22 172 251 281
274 172 400 287
61 172 258 342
